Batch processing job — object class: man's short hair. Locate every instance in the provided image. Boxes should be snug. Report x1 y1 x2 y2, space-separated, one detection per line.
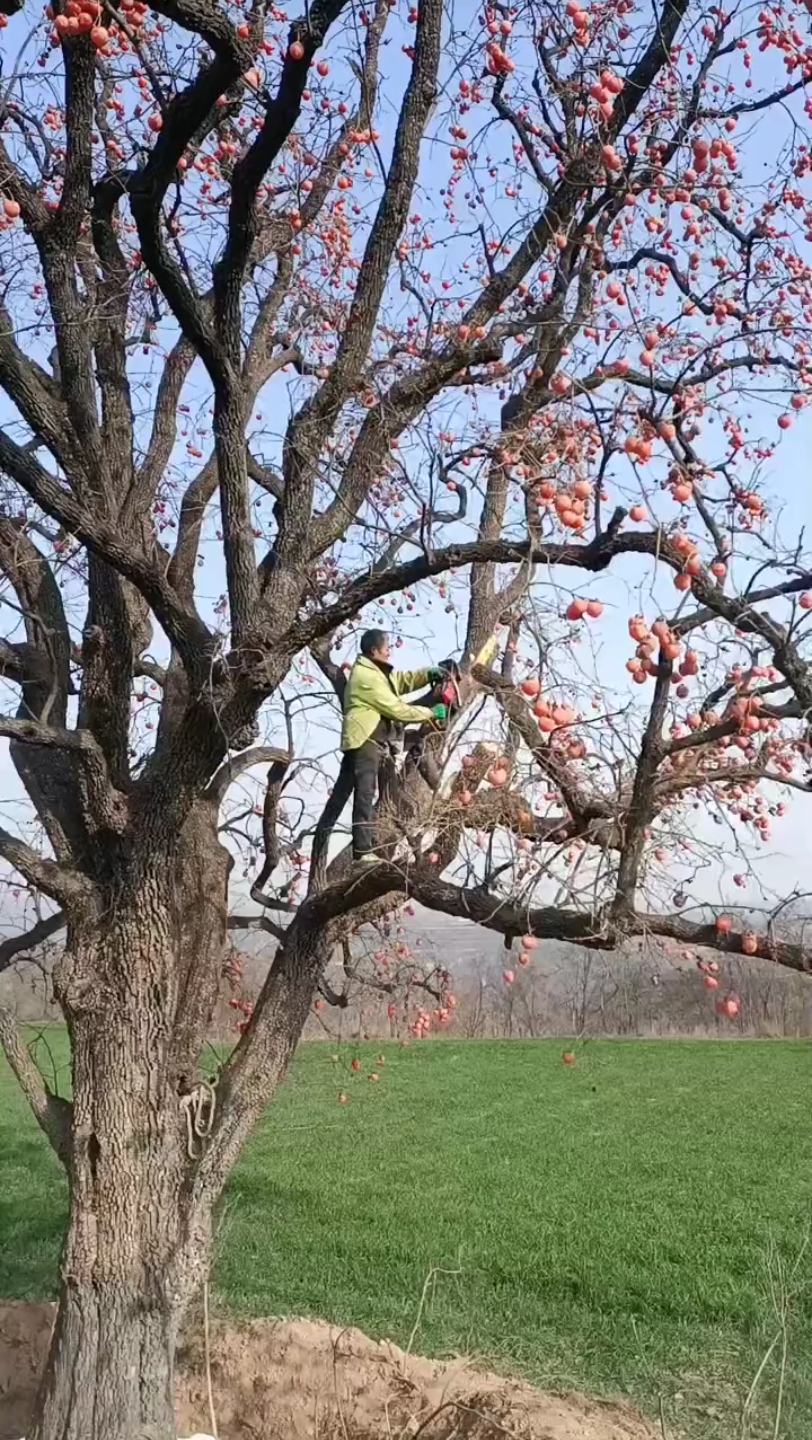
360 628 388 657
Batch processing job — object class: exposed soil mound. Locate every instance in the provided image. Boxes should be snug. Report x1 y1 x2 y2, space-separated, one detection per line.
0 1303 54 1440
0 1302 657 1440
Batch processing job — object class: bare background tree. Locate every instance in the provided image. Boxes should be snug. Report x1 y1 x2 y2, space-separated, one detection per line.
0 0 811 1434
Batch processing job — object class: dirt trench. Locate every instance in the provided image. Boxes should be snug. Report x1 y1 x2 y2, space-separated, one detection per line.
0 1301 657 1440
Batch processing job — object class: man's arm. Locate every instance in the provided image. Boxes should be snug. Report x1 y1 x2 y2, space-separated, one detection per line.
355 669 436 725
391 667 432 695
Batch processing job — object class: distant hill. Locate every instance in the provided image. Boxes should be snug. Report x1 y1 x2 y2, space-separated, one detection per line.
2 902 810 1040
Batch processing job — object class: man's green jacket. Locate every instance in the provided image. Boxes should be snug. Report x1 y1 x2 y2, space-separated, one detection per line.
341 657 436 751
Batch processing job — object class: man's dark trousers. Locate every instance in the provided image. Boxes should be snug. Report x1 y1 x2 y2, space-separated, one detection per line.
317 739 381 861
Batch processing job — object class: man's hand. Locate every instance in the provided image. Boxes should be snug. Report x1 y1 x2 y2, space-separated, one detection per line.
427 667 445 684
431 703 447 721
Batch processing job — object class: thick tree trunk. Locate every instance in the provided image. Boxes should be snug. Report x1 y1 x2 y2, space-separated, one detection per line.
30 1000 190 1440
31 1274 178 1440
30 807 230 1440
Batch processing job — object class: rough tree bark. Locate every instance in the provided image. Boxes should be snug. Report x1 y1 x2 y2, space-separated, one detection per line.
30 808 230 1440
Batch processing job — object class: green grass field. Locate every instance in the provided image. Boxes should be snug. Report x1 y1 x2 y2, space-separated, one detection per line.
2 1034 811 1439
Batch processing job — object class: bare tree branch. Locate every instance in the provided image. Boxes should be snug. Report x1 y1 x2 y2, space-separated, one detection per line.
0 912 64 974
0 1006 71 1162
207 745 291 806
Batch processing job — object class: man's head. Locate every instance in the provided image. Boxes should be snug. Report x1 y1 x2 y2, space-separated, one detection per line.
360 628 390 664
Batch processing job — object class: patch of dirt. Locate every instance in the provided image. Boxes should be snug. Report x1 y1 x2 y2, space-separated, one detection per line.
0 1302 657 1440
0 1302 54 1440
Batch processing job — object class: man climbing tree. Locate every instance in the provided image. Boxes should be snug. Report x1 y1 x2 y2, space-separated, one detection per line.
311 629 446 868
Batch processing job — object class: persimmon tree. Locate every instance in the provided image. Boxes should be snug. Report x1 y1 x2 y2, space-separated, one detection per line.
1 0 812 1433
